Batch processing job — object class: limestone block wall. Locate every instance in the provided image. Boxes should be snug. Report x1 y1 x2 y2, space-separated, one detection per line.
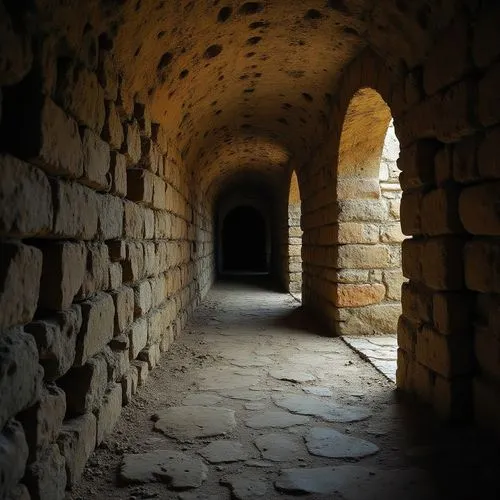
301 6 500 434
0 29 212 499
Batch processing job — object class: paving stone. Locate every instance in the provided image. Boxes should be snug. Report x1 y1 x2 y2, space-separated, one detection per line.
120 450 207 489
268 368 315 383
217 389 267 401
244 402 266 410
245 411 309 429
220 472 268 499
178 493 222 500
153 406 236 440
255 433 304 462
183 393 223 406
305 427 379 458
302 386 333 397
275 465 437 498
198 369 260 390
199 441 248 463
273 395 371 423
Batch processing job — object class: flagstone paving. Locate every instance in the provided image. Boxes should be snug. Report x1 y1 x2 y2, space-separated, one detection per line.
68 277 500 499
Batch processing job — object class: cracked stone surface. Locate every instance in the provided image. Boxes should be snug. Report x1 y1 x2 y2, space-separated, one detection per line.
198 441 248 463
255 433 305 462
245 411 310 429
70 280 497 500
305 427 379 458
268 368 315 383
273 394 372 423
153 406 236 440
220 472 268 499
275 465 437 498
119 450 207 489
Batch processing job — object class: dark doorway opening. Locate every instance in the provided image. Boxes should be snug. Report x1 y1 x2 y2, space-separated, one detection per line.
222 206 268 272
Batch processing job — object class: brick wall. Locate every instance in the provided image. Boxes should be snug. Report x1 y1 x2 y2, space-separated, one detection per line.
0 25 213 499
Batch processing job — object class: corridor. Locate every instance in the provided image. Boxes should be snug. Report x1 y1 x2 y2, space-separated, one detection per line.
69 279 498 500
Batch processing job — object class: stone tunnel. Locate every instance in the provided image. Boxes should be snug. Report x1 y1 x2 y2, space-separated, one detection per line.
1 0 500 498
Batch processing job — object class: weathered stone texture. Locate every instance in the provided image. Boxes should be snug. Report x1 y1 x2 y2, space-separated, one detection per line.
0 155 53 237
0 243 42 329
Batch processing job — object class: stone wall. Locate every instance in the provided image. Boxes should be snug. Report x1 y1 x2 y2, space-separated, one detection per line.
301 5 500 432
0 27 213 499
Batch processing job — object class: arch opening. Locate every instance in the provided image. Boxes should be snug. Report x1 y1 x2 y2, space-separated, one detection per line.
287 171 303 299
335 88 405 377
221 206 269 273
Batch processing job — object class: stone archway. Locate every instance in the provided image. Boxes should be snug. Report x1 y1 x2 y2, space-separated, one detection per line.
335 88 405 336
287 171 302 296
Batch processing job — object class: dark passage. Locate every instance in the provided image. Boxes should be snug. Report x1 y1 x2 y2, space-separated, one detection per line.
222 206 268 272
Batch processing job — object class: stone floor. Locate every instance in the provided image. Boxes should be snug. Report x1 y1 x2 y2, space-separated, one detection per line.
69 276 500 500
342 336 398 383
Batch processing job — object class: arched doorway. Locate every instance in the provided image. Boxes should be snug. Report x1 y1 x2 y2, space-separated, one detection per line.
287 171 302 298
221 206 268 273
335 88 405 379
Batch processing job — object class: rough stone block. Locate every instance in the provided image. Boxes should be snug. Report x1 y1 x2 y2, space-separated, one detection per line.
432 292 472 336
336 200 387 222
380 223 405 243
110 152 127 197
75 292 115 366
24 444 66 500
123 201 144 239
434 146 453 187
56 61 105 133
59 354 108 416
102 100 123 150
153 175 167 209
401 282 432 324
397 315 417 354
460 182 500 235
107 240 126 263
129 317 148 359
398 140 438 190
422 187 463 236
138 343 160 370
337 222 378 244
97 194 124 240
110 286 134 334
19 384 66 461
0 420 29 500
57 413 96 489
400 191 422 236
80 127 110 191
384 270 405 301
0 154 53 237
453 135 479 183
109 262 123 290
122 120 141 165
122 242 145 283
134 280 152 317
401 238 423 281
52 179 98 239
0 243 42 329
337 244 390 270
96 383 122 445
110 334 130 381
465 240 500 293
38 242 86 310
416 325 473 377
422 237 464 290
26 306 82 381
0 328 43 429
334 283 385 307
78 243 110 299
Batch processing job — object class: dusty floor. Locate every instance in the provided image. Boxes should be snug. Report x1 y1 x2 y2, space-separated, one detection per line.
69 277 500 500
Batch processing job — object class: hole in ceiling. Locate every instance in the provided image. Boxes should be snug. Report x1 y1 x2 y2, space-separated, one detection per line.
218 6 232 22
239 2 264 15
204 44 223 58
305 8 322 19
